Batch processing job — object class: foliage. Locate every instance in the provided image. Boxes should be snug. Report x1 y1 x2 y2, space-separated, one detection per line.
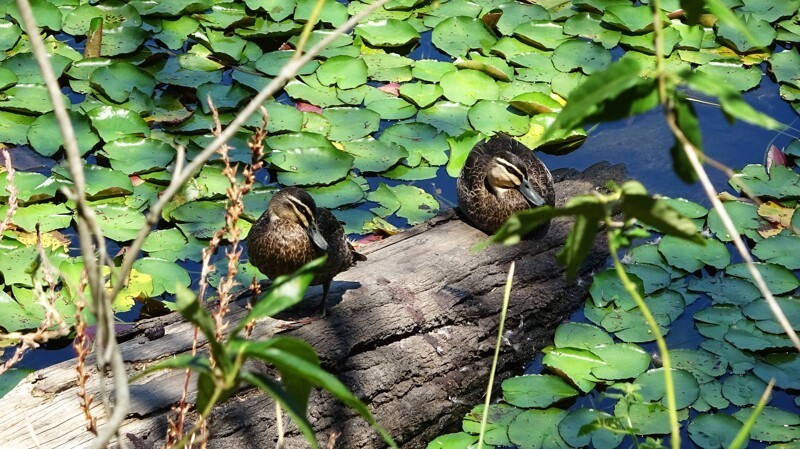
131 257 396 449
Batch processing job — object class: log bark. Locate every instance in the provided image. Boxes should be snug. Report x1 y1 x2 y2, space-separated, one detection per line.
0 162 626 449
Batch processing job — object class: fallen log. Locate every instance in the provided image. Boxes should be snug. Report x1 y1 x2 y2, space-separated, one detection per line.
0 162 626 449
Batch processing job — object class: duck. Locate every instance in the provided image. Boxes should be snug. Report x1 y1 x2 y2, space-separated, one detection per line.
456 134 555 237
246 186 366 315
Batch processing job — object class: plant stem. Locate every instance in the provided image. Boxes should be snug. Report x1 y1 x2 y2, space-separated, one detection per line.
606 229 680 449
477 262 515 449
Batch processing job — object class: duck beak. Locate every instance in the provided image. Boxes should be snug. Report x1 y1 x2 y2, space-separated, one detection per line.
307 223 328 251
519 178 546 207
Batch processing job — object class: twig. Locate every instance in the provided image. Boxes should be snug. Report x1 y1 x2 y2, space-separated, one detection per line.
0 148 17 239
15 0 128 446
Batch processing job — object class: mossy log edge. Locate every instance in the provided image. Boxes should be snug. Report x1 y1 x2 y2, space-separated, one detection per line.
0 162 626 449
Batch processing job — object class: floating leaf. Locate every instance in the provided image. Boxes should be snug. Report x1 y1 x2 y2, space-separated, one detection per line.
602 5 668 33
700 339 755 374
355 19 420 47
462 403 522 446
367 183 438 225
688 413 748 449
508 409 570 449
706 200 760 242
563 11 621 49
379 123 449 166
726 262 800 294
542 346 604 392
306 177 365 209
90 62 156 103
658 235 730 272
100 137 175 175
558 408 623 449
468 100 529 135
3 203 72 233
552 39 611 74
412 59 457 82
754 353 800 390
267 133 354 186
340 138 408 173
732 406 800 443
440 69 500 106
87 106 150 141
93 204 147 242
670 349 726 384
316 56 368 90
27 111 100 157
688 275 761 306
716 13 777 53
722 374 770 406
431 16 496 57
514 21 569 50
132 257 191 296
501 374 578 408
399 82 443 108
635 368 700 409
590 343 650 380
417 101 471 136
553 322 613 349
695 62 762 92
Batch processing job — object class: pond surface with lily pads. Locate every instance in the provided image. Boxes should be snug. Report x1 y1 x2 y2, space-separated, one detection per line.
0 0 800 448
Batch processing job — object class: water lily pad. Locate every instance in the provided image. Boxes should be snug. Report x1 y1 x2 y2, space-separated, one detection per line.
455 53 513 81
306 177 365 209
399 82 443 108
426 432 478 448
468 100 529 135
367 183 438 225
317 56 368 90
635 368 699 409
379 123 449 166
558 408 623 449
722 374 770 406
132 257 191 296
364 95 417 120
716 13 777 53
285 76 344 108
382 164 439 181
431 16 496 57
509 92 563 115
542 346 604 392
461 403 522 446
93 204 147 242
754 352 800 390
1 203 71 233
339 138 408 173
590 343 650 380
658 235 730 272
553 322 613 349
0 84 69 115
695 62 762 92
552 39 611 74
732 406 800 443
27 111 100 157
688 275 761 306
417 101 471 136
171 200 251 239
100 137 175 175
267 133 353 186
255 51 318 77
706 200 760 242
688 413 747 449
412 59 457 82
0 20 22 52
356 19 420 47
501 374 578 408
142 228 207 262
589 269 643 309
508 409 569 449
563 12 621 49
440 69 500 106
726 262 800 294
694 381 731 412
90 62 156 103
613 397 674 436
362 53 414 82
87 106 150 141
700 339 755 374
602 5 668 33
725 320 794 351
321 107 380 142
514 21 569 50
770 48 800 89
670 349 726 384
0 290 40 331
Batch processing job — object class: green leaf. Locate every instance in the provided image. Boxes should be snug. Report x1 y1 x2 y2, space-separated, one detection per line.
379 122 449 166
658 235 730 272
100 137 175 175
554 322 614 349
92 204 147 242
542 346 605 392
340 138 408 173
90 62 156 103
602 4 668 33
269 138 354 186
398 82 443 109
317 56 368 89
508 409 570 449
367 183 439 225
729 164 800 199
732 406 800 443
726 262 800 294
462 403 521 446
752 235 800 269
27 111 100 157
234 257 324 334
558 408 624 449
723 374 770 407
132 257 191 296
670 93 702 183
0 367 33 399
514 21 569 50
129 354 212 382
590 343 651 380
426 432 478 448
552 39 611 74
635 368 700 409
87 106 150 141
468 100 529 135
501 374 579 408
322 107 380 141
706 200 760 242
620 187 704 243
431 16 496 57
355 19 420 47
440 69 500 106
174 284 231 375
715 12 776 53
688 413 748 449
688 275 761 306
753 353 800 390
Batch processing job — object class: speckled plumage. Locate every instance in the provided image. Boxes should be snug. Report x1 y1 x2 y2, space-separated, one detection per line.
457 134 555 236
246 187 365 313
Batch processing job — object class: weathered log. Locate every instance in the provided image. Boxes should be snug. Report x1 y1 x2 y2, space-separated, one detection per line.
0 162 626 449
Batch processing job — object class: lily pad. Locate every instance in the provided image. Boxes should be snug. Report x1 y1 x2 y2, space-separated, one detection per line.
670 349 726 384
26 111 100 157
399 82 443 108
688 275 761 306
92 204 147 242
440 69 500 106
542 346 604 392
322 107 380 142
3 203 72 233
722 374 770 406
658 235 730 272
306 177 366 209
90 62 156 103
514 21 569 50
563 12 621 49
552 39 612 74
706 200 760 242
462 403 522 446
87 106 151 141
726 262 800 294
589 343 650 380
558 408 623 449
379 123 450 167
356 19 420 47
340 138 408 173
688 413 747 449
635 368 700 409
431 16 496 57
553 322 613 349
100 137 176 175
716 13 777 53
754 352 800 390
416 101 471 136
412 59 457 82
467 100 529 135
732 406 800 443
695 62 762 92
316 56 368 90
508 409 570 449
267 133 354 186
501 374 578 408
367 183 439 225
132 257 191 296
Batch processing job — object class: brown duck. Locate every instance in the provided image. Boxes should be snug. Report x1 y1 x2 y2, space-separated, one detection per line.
457 134 555 237
246 187 365 315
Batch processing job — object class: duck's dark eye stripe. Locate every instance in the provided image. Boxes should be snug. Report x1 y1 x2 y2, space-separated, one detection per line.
287 196 315 227
495 157 525 179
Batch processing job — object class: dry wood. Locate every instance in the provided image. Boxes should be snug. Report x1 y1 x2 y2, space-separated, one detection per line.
0 162 625 449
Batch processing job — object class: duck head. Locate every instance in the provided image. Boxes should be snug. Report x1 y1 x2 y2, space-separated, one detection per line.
268 187 329 251
486 155 546 207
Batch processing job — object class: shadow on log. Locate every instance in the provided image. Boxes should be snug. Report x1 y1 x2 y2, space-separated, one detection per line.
0 162 626 449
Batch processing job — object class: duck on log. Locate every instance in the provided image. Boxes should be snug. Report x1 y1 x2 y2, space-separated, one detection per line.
0 162 626 449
